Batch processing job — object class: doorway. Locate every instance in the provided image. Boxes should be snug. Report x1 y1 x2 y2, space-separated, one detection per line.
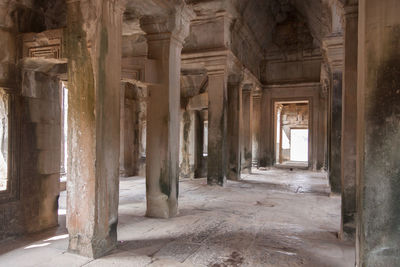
58 81 68 222
274 101 309 167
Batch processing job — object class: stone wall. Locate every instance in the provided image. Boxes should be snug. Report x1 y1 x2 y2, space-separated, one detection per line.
0 59 64 240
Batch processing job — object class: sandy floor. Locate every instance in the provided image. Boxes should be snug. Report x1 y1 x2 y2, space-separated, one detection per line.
0 168 355 266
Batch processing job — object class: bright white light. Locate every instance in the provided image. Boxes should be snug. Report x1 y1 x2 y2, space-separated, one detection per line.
290 129 308 162
44 234 68 241
24 243 51 249
58 209 66 215
282 131 290 149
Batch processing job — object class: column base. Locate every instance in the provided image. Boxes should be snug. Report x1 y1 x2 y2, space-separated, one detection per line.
207 177 226 186
339 224 355 241
68 232 117 259
146 194 178 219
227 166 240 181
241 167 251 174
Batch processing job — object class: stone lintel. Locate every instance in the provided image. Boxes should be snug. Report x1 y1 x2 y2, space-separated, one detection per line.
121 56 158 85
182 49 261 90
188 92 208 111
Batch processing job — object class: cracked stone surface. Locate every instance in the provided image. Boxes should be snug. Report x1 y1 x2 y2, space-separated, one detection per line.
0 168 354 266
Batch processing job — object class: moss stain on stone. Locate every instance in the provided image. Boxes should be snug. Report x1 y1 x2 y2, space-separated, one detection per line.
159 163 170 197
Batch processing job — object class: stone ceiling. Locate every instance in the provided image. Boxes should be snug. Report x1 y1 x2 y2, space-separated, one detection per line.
185 0 336 51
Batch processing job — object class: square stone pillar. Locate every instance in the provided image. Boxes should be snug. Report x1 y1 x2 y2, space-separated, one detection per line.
179 109 196 179
227 75 243 180
141 7 194 218
194 110 207 178
357 0 400 265
252 92 261 168
323 36 344 194
66 0 124 258
259 88 273 167
340 4 358 241
207 70 228 185
241 85 253 174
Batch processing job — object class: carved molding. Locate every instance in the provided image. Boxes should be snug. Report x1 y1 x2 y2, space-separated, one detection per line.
322 35 344 72
140 4 195 44
21 29 64 59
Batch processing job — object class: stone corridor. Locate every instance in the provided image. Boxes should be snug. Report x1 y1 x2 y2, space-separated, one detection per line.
0 0 399 265
0 169 354 266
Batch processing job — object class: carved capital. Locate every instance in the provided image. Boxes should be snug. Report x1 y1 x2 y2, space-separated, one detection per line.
322 35 344 72
141 4 195 44
242 83 254 92
344 4 358 19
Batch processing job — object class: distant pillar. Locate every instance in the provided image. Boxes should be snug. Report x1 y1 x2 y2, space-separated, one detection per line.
227 75 242 180
252 92 261 168
259 88 272 167
323 35 344 194
241 85 253 173
180 109 196 179
207 71 228 185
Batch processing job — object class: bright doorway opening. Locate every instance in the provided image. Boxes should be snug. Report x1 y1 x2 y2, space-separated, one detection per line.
275 101 309 168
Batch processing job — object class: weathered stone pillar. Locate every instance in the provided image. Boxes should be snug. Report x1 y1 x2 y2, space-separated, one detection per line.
252 92 261 168
320 63 330 171
227 75 242 180
259 88 272 167
66 0 124 258
207 70 228 185
180 109 196 179
195 110 207 178
141 7 194 218
241 85 253 174
340 4 358 241
323 36 344 194
356 0 400 265
119 82 145 177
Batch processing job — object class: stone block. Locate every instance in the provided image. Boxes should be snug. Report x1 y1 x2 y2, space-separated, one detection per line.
36 123 61 150
37 149 61 175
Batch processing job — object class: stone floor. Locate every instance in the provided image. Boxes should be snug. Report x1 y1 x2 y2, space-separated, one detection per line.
0 168 355 266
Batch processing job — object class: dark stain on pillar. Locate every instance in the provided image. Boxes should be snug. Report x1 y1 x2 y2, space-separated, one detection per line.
159 165 171 197
360 25 400 265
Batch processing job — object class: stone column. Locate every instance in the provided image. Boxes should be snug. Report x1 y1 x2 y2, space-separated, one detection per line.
259 88 272 167
241 85 253 173
357 0 400 265
330 70 342 193
252 92 261 168
120 82 140 177
340 4 358 241
207 70 228 185
141 7 194 218
66 0 124 258
316 91 329 170
194 110 206 178
323 36 344 194
227 76 242 180
180 109 196 179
